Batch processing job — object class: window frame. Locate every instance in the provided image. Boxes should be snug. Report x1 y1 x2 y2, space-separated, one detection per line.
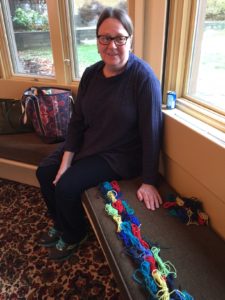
164 0 225 133
0 0 137 85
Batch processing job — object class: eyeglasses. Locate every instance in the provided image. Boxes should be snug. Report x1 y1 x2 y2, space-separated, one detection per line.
97 35 130 46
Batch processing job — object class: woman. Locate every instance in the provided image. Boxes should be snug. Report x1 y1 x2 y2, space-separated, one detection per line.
36 7 163 261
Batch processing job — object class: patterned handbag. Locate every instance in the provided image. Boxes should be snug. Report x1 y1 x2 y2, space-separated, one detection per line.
22 87 74 143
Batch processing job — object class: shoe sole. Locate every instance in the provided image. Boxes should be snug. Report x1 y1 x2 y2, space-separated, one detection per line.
49 235 88 262
38 240 59 248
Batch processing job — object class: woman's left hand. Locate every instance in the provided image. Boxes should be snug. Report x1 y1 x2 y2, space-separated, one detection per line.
137 183 162 210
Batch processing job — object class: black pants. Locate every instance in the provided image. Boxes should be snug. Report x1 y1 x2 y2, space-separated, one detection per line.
36 154 121 244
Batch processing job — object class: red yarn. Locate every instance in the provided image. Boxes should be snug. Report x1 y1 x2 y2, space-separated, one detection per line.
145 255 157 271
111 180 120 192
131 223 150 249
163 202 177 209
112 200 124 213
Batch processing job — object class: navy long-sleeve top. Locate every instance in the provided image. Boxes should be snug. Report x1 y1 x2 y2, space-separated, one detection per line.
64 52 162 185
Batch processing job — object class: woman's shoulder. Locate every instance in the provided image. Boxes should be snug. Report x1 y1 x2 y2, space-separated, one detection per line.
83 60 104 77
128 53 159 82
79 60 104 88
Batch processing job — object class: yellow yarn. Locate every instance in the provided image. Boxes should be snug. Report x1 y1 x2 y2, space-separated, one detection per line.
106 190 117 202
113 215 122 232
152 269 170 300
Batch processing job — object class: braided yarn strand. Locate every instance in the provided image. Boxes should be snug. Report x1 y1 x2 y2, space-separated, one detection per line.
99 181 194 300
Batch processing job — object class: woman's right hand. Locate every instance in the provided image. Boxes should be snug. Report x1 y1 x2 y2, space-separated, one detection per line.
53 166 68 185
53 151 75 185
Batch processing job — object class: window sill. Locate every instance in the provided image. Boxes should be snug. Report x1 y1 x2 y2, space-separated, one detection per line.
162 107 225 149
175 98 225 133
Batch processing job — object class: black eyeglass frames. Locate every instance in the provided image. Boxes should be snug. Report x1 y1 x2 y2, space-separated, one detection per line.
97 35 130 46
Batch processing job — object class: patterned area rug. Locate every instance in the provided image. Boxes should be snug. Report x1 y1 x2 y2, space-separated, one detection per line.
0 178 120 300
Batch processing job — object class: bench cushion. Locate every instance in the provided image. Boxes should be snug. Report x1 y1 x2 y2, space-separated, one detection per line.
0 133 61 165
83 178 225 300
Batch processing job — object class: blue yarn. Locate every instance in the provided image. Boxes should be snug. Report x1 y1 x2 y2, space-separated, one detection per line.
123 247 145 264
117 231 132 247
173 207 189 223
132 261 158 297
121 222 152 256
171 290 195 300
121 200 134 215
129 214 141 226
182 291 195 300
99 181 112 196
166 273 176 292
99 182 194 300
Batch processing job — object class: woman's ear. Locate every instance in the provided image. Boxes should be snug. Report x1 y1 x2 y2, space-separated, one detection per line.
97 42 100 53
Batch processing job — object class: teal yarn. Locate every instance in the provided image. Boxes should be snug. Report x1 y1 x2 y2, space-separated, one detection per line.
182 291 194 300
122 200 135 215
133 261 158 297
171 290 195 300
99 181 194 300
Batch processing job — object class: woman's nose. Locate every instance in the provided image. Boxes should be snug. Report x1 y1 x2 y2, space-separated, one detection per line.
107 39 118 48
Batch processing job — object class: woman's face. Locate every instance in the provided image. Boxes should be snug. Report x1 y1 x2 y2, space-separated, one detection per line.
97 17 132 73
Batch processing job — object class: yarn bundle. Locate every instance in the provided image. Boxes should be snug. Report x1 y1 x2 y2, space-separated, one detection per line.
163 194 209 226
99 181 194 300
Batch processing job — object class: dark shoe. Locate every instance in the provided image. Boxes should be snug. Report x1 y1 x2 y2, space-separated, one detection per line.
48 235 88 261
38 227 61 247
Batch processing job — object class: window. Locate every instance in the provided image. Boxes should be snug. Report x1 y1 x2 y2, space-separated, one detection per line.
187 0 225 112
67 0 127 79
164 0 225 133
0 0 128 80
1 0 54 77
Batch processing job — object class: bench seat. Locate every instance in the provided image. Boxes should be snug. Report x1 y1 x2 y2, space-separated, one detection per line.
83 177 225 300
0 132 61 165
0 133 61 185
1 133 225 299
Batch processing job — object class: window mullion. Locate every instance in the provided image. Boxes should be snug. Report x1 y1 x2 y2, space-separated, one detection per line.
163 0 192 102
47 0 70 84
0 0 14 78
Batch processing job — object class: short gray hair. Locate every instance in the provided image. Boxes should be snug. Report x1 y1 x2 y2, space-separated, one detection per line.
96 7 133 36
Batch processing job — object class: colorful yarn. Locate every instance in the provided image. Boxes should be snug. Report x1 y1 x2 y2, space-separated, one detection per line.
151 247 177 278
132 223 150 249
163 194 209 226
144 255 157 271
110 180 121 192
105 203 118 216
170 290 194 300
99 181 193 299
121 200 134 215
152 269 170 300
123 247 145 264
133 261 158 297
112 199 124 213
106 190 117 202
105 203 122 232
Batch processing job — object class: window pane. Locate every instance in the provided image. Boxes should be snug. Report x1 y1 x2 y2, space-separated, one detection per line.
68 0 128 79
187 0 225 111
3 0 54 77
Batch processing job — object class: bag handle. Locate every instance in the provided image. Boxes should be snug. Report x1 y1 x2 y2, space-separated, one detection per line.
30 86 72 96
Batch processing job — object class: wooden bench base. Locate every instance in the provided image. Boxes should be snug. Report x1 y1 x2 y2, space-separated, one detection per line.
83 178 225 300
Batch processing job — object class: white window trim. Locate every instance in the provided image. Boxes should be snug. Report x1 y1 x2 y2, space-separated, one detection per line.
164 0 225 134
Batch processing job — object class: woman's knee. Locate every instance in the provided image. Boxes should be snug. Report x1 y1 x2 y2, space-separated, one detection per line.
55 174 82 202
36 164 59 186
36 166 45 183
